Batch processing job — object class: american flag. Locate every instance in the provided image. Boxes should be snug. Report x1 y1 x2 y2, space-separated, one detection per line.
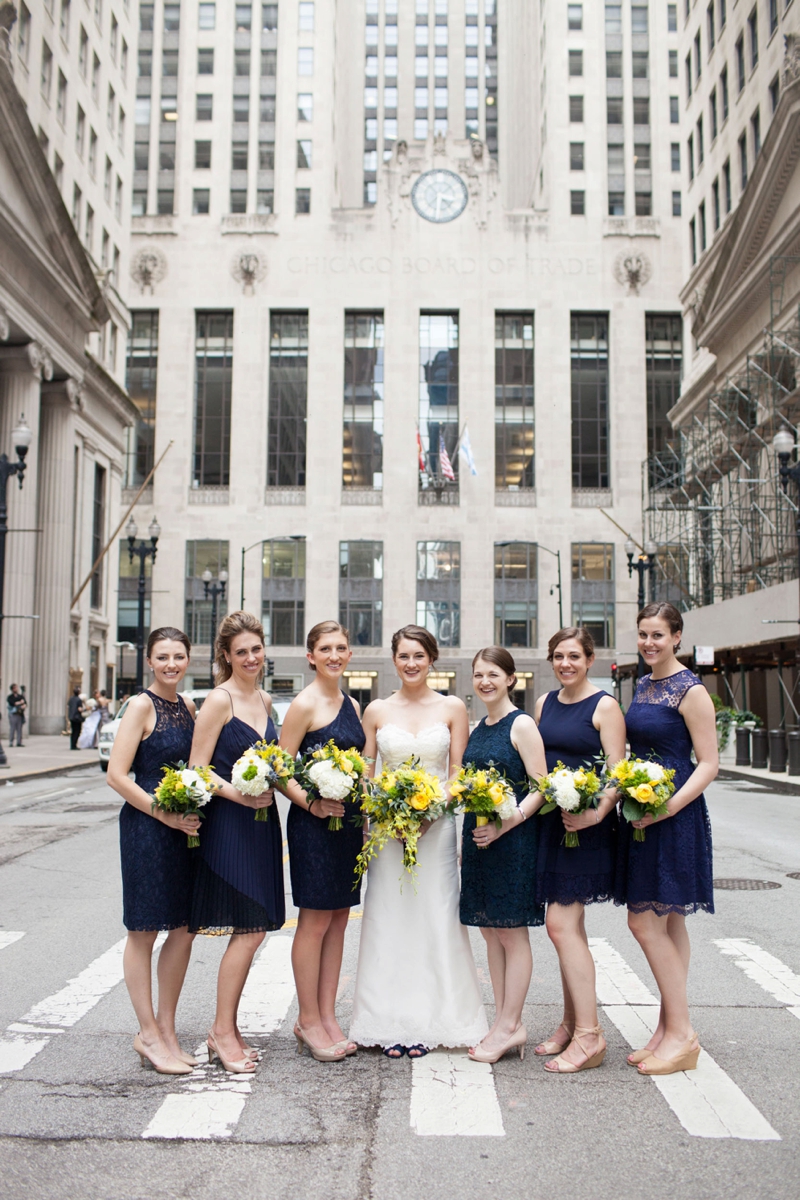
439 434 456 481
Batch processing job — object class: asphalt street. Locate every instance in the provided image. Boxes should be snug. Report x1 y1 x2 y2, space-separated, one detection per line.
0 768 798 1200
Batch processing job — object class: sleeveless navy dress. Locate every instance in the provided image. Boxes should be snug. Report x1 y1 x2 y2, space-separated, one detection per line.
119 690 195 932
189 695 285 935
536 690 618 907
615 669 714 916
288 696 366 910
460 711 544 928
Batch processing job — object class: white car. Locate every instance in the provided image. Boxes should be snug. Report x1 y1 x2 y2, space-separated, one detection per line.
97 698 131 771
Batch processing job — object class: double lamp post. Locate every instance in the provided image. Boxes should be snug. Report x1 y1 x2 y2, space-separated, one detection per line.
0 414 33 766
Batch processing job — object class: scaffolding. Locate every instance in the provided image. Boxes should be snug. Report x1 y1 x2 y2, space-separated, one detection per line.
643 256 800 612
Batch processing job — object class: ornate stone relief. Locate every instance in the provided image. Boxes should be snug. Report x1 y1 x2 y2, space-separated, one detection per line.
130 245 168 294
0 0 16 68
384 134 498 231
613 250 652 295
27 341 54 380
231 249 267 294
0 306 9 342
688 285 707 318
783 33 800 87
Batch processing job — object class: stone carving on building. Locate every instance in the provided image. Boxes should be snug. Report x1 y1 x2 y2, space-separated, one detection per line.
783 33 800 87
231 249 267 294
688 285 707 318
613 250 652 295
0 0 16 67
130 245 168 294
27 341 54 380
384 134 498 231
0 306 9 341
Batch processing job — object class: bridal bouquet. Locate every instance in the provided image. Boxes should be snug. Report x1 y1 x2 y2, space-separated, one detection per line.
450 764 518 827
152 762 215 847
355 758 448 884
297 739 370 831
537 761 603 847
608 758 676 841
231 741 296 822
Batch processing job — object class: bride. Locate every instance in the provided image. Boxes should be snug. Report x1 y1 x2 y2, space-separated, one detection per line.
349 625 488 1057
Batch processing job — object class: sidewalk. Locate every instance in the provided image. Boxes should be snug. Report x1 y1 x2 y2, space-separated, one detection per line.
718 761 800 795
0 734 100 784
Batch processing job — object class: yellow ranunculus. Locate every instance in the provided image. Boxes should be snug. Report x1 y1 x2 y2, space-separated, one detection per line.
489 783 504 806
632 783 655 803
574 770 587 786
409 792 430 811
450 781 465 797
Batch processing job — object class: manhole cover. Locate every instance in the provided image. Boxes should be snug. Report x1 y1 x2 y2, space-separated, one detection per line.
713 878 782 890
786 872 800 881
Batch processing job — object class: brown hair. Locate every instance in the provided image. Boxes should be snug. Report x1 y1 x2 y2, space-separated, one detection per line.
472 646 517 693
547 626 595 662
391 624 439 664
305 620 350 671
214 611 264 684
146 627 191 659
637 602 683 635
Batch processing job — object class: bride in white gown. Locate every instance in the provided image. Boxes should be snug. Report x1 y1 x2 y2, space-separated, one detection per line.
349 626 488 1055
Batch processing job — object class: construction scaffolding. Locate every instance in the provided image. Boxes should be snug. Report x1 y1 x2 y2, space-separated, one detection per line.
643 256 800 612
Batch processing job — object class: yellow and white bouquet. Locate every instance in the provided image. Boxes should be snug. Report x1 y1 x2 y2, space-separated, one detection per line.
355 757 448 884
297 739 370 830
152 762 216 847
537 761 603 847
608 758 676 841
450 763 518 827
231 740 296 822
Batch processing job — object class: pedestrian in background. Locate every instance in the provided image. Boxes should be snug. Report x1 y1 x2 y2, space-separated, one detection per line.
68 686 85 750
7 684 26 747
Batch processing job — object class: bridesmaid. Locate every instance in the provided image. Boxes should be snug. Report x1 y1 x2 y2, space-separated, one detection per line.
189 611 285 1073
460 647 547 1064
534 627 626 1073
615 602 718 1076
108 627 198 1075
279 620 365 1063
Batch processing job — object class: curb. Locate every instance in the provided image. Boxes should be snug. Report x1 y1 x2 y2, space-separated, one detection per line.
718 767 800 796
0 760 102 786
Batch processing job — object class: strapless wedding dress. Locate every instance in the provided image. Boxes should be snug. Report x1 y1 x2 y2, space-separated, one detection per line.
349 723 488 1049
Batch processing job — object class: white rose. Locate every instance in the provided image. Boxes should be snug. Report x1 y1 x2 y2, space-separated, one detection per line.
308 760 353 800
552 772 581 811
646 763 665 782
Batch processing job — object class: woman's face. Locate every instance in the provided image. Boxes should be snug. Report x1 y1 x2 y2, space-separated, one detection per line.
551 638 593 687
146 639 190 687
472 658 513 706
308 631 352 678
637 617 680 667
227 631 265 681
393 638 432 686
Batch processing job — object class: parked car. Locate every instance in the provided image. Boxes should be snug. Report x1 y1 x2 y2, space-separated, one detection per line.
97 698 131 771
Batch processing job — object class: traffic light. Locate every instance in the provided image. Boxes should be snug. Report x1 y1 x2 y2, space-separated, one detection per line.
611 662 618 683
266 658 275 676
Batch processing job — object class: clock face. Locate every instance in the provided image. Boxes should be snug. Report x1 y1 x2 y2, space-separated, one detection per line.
411 170 469 223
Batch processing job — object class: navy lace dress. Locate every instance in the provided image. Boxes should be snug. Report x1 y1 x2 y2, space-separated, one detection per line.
119 691 196 932
288 696 366 910
614 669 714 916
189 694 285 935
460 711 544 928
536 690 618 907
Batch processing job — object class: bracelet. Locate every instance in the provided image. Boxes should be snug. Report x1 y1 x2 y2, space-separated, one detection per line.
307 795 315 812
595 809 600 823
517 806 527 822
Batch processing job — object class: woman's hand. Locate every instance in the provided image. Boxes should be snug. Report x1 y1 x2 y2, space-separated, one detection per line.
309 796 345 820
472 820 502 848
631 809 669 830
417 818 432 839
562 808 601 832
233 787 275 811
158 810 202 835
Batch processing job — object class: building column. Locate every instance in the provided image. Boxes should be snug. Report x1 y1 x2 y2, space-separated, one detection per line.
30 379 79 733
0 343 51 703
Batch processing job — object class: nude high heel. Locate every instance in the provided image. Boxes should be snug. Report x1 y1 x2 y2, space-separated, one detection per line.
544 1025 606 1074
207 1031 256 1074
133 1033 193 1075
637 1036 700 1076
293 1024 347 1062
468 1026 527 1064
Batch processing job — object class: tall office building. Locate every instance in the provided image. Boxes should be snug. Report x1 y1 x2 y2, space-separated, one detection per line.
120 0 687 706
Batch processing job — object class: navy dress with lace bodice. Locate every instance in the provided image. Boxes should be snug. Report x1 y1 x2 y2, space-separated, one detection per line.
536 690 618 906
120 690 196 932
614 669 714 916
288 696 366 910
189 693 285 934
459 711 544 928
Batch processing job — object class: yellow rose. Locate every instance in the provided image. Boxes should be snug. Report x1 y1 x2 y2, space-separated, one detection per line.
632 783 655 803
574 770 587 786
409 792 430 811
450 781 465 797
489 783 504 806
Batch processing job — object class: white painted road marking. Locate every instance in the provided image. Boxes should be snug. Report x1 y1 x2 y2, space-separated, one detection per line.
0 932 24 951
714 938 800 1020
142 934 296 1141
589 938 781 1142
410 1052 505 1137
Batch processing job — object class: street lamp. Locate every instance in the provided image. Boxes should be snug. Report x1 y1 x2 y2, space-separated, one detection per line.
240 540 263 609
127 514 160 692
774 427 800 632
0 414 33 767
625 536 658 610
537 543 564 629
202 568 228 686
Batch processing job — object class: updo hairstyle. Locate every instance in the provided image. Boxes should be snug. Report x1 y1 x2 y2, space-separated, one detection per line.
472 646 517 694
214 611 265 684
146 627 191 658
305 620 350 670
546 626 596 662
390 624 439 663
637 601 683 634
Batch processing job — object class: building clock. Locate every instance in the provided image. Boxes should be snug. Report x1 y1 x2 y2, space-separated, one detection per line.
411 170 469 223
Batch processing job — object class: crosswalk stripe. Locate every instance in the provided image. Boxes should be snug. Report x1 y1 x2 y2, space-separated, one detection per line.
142 934 296 1141
589 938 781 1141
410 1052 505 1137
714 938 800 1019
0 932 25 951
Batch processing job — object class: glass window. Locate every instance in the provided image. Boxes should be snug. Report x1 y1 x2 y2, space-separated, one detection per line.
139 3 153 31
162 49 179 76
296 139 312 168
233 96 250 123
494 543 537 648
671 142 680 171
156 189 173 214
669 49 678 77
198 47 214 74
568 49 583 76
570 142 584 170
262 3 278 31
631 4 648 33
298 92 313 121
568 4 582 30
90 466 106 610
569 95 584 122
571 190 585 215
608 191 625 216
571 543 614 648
632 51 649 78
416 542 460 647
198 3 215 30
495 313 534 489
235 49 251 76
748 8 758 69
163 3 180 32
268 312 308 487
672 190 682 216
298 1 314 30
230 189 246 213
259 140 274 169
343 312 384 490
196 93 213 120
339 542 383 647
668 3 677 31
295 187 311 213
185 541 229 645
418 313 459 494
298 47 313 75
235 4 252 31
261 48 276 75
193 188 210 214
736 35 745 91
633 96 650 124
605 3 622 33
670 95 679 123
138 48 152 77
231 145 248 170
193 312 233 487
262 539 305 645
195 140 211 168
645 314 682 485
723 158 731 211
607 96 623 124
721 65 729 120
571 314 609 490
124 311 159 486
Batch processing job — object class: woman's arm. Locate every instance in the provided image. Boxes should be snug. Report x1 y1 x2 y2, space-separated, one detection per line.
190 690 273 811
473 713 547 846
563 694 627 831
632 684 719 828
278 692 344 819
446 698 469 776
107 694 200 835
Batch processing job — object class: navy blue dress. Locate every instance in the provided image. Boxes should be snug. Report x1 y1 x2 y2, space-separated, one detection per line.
460 711 544 928
119 691 196 932
615 669 714 916
288 696 366 910
189 694 285 935
536 690 618 907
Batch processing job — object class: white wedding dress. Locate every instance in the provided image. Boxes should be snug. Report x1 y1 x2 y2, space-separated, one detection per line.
349 723 488 1050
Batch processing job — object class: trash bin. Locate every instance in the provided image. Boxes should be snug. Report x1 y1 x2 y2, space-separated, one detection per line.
788 731 800 777
751 728 769 770
735 726 751 766
769 729 787 773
